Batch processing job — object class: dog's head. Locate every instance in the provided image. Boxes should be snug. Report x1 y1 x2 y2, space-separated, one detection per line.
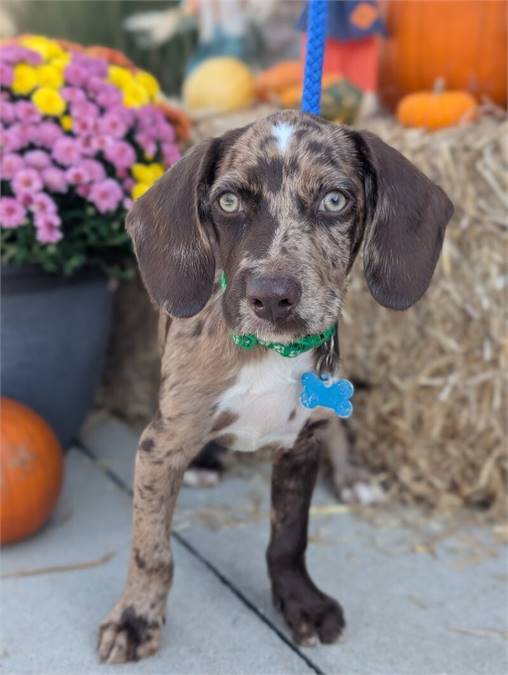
127 110 453 340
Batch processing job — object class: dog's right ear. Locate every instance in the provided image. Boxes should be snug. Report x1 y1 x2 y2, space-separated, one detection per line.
126 138 220 318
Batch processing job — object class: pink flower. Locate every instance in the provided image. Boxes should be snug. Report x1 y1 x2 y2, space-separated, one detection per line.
0 197 27 228
115 105 135 126
89 178 123 213
0 62 13 87
53 137 81 166
135 133 156 158
72 52 107 77
17 125 33 146
162 142 181 167
42 166 67 193
0 44 42 65
1 153 23 180
35 213 62 244
61 87 87 104
91 134 113 154
104 140 136 170
18 192 34 208
81 159 105 182
72 116 96 136
71 100 99 120
123 197 133 210
0 101 15 123
36 121 63 148
25 150 51 170
93 82 122 108
64 63 89 87
122 177 134 192
76 135 97 157
65 164 90 186
15 101 41 124
2 126 25 153
156 119 176 143
135 105 160 129
98 112 128 139
77 184 90 198
30 192 57 218
12 168 43 196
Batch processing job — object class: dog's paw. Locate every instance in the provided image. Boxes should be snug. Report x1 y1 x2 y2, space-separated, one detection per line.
98 604 162 663
272 576 345 646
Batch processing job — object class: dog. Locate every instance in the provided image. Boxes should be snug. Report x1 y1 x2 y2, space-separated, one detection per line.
98 110 453 663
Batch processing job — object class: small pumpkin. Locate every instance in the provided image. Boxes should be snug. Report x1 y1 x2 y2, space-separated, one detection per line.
183 57 256 114
1 398 64 545
255 60 302 101
397 90 477 131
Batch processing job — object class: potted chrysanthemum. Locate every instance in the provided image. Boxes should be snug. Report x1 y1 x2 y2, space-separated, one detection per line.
0 35 183 445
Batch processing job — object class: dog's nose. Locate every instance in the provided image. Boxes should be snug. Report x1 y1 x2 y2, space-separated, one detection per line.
246 276 302 323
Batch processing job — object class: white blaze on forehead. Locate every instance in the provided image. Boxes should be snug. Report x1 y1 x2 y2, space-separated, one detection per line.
272 122 294 153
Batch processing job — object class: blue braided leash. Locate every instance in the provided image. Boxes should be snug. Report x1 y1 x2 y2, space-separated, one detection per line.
301 0 328 116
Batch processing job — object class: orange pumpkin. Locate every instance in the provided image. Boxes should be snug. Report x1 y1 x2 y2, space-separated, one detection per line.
255 60 302 101
1 399 63 545
379 0 507 109
397 90 477 131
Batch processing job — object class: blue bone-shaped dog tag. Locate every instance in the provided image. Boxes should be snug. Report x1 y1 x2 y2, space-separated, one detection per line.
300 372 354 418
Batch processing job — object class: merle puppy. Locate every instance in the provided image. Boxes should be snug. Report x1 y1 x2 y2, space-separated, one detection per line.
98 110 453 663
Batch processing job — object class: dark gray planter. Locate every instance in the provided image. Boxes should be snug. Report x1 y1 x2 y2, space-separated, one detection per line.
1 266 113 447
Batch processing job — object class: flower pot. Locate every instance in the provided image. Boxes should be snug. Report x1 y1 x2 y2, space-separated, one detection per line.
1 266 113 447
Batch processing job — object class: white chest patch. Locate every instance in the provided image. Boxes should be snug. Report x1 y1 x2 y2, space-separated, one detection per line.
215 352 313 453
272 122 294 153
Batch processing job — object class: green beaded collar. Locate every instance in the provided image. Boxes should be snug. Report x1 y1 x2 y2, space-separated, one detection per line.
220 272 336 358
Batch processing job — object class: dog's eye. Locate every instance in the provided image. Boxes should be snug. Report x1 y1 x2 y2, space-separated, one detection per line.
319 191 346 213
218 192 240 213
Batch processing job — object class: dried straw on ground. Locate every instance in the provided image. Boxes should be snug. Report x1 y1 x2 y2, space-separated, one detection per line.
97 108 507 517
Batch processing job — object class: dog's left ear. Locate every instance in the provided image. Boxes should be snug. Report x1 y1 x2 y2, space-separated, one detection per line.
355 130 454 310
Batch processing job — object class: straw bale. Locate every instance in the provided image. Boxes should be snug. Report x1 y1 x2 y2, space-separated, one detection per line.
342 109 507 517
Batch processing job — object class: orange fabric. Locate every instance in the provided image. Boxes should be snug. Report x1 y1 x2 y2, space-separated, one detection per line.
301 35 380 92
350 2 379 31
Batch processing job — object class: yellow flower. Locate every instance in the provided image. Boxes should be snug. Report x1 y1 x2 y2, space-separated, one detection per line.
131 163 152 184
36 64 64 89
135 70 160 99
11 64 38 95
60 115 73 131
20 36 65 62
123 80 150 108
32 87 66 116
132 183 150 200
131 163 164 184
149 163 164 181
50 54 71 71
108 65 133 90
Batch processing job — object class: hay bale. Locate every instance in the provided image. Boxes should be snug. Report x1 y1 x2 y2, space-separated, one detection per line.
342 110 507 517
96 275 160 424
98 108 507 516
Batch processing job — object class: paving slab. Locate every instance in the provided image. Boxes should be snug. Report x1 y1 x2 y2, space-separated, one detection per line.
80 413 508 675
0 448 317 675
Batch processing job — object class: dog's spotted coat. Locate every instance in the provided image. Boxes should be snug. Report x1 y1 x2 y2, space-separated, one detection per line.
97 111 453 663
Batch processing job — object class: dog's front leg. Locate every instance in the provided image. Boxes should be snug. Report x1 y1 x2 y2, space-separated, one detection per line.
267 420 345 646
98 414 199 664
